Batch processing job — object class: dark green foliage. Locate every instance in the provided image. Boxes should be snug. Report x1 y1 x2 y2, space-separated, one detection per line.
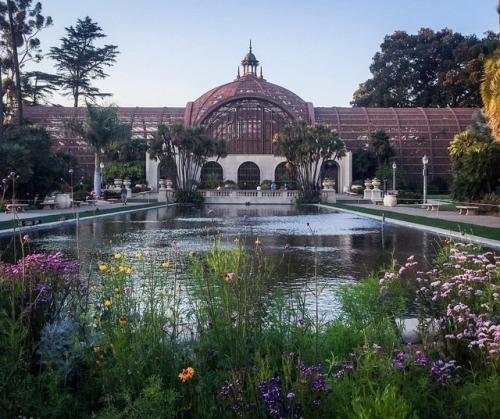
352 28 499 108
449 128 500 201
0 124 78 201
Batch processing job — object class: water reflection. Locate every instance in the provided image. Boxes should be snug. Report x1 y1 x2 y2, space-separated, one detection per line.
0 205 447 318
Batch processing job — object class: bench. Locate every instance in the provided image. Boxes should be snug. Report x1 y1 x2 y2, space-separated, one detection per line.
424 203 440 211
456 206 479 216
41 201 56 209
5 203 28 213
106 198 120 204
373 199 383 205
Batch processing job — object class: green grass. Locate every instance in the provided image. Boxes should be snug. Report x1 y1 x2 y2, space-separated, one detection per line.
0 202 164 232
330 203 500 242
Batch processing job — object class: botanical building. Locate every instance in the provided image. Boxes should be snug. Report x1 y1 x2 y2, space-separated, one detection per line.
23 45 477 192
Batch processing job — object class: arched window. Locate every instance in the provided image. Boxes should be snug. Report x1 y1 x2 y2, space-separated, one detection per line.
274 162 297 189
201 99 294 155
237 161 260 189
200 161 223 188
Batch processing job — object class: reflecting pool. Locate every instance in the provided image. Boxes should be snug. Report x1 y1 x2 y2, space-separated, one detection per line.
0 205 448 318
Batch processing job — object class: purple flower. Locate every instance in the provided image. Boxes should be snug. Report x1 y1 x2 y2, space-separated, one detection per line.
286 392 295 399
22 234 30 243
284 243 291 250
207 209 215 215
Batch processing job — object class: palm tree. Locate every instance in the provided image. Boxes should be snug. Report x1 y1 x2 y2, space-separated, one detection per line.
273 121 346 201
149 123 227 199
480 1 500 141
66 103 130 197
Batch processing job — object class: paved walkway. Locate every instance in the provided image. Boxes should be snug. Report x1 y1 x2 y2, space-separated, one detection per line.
334 195 500 249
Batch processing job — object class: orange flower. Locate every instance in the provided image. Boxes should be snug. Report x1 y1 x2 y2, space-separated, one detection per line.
178 367 195 382
119 315 128 325
105 298 112 307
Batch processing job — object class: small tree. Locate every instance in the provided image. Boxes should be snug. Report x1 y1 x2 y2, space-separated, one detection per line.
149 123 227 201
48 16 119 107
66 103 130 197
273 121 346 202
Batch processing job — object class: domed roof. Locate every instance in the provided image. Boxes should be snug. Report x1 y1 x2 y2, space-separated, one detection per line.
188 44 311 125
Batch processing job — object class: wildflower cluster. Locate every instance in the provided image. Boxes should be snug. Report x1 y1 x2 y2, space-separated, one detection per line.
0 251 81 322
412 243 500 367
334 341 460 386
217 354 332 418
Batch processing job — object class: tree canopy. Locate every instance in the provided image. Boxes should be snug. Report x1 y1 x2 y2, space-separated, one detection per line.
352 28 499 108
0 0 52 127
48 16 119 107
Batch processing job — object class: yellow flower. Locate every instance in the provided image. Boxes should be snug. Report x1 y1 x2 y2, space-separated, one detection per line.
162 290 169 297
234 237 239 243
114 253 122 259
178 367 195 382
105 298 112 307
162 261 170 268
109 343 117 355
119 315 128 325
176 284 182 292
127 267 133 274
198 304 205 310
135 252 142 259
93 346 100 353
99 264 108 271
255 238 261 245
110 267 116 272
119 266 127 272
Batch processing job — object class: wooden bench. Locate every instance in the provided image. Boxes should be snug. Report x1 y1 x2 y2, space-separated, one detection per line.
424 203 440 211
456 206 480 215
5 203 28 213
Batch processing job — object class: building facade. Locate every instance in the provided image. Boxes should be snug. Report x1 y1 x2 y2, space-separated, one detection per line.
23 45 477 193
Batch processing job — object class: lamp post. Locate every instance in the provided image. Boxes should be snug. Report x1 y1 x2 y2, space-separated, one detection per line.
392 162 397 193
422 155 428 205
69 168 74 207
96 161 104 198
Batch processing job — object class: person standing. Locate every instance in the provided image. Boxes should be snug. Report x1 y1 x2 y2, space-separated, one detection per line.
120 186 127 205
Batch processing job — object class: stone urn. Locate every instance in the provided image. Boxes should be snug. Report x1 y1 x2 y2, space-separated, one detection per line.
364 179 372 189
123 179 131 188
165 178 173 190
114 178 123 188
383 194 397 207
322 178 335 190
159 178 166 189
371 178 381 190
55 193 71 209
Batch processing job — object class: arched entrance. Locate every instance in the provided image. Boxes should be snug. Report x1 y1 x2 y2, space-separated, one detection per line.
159 161 177 188
200 161 224 188
237 161 260 189
274 162 297 189
321 160 339 192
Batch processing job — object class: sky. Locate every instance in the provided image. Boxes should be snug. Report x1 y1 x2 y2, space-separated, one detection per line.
26 0 499 108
